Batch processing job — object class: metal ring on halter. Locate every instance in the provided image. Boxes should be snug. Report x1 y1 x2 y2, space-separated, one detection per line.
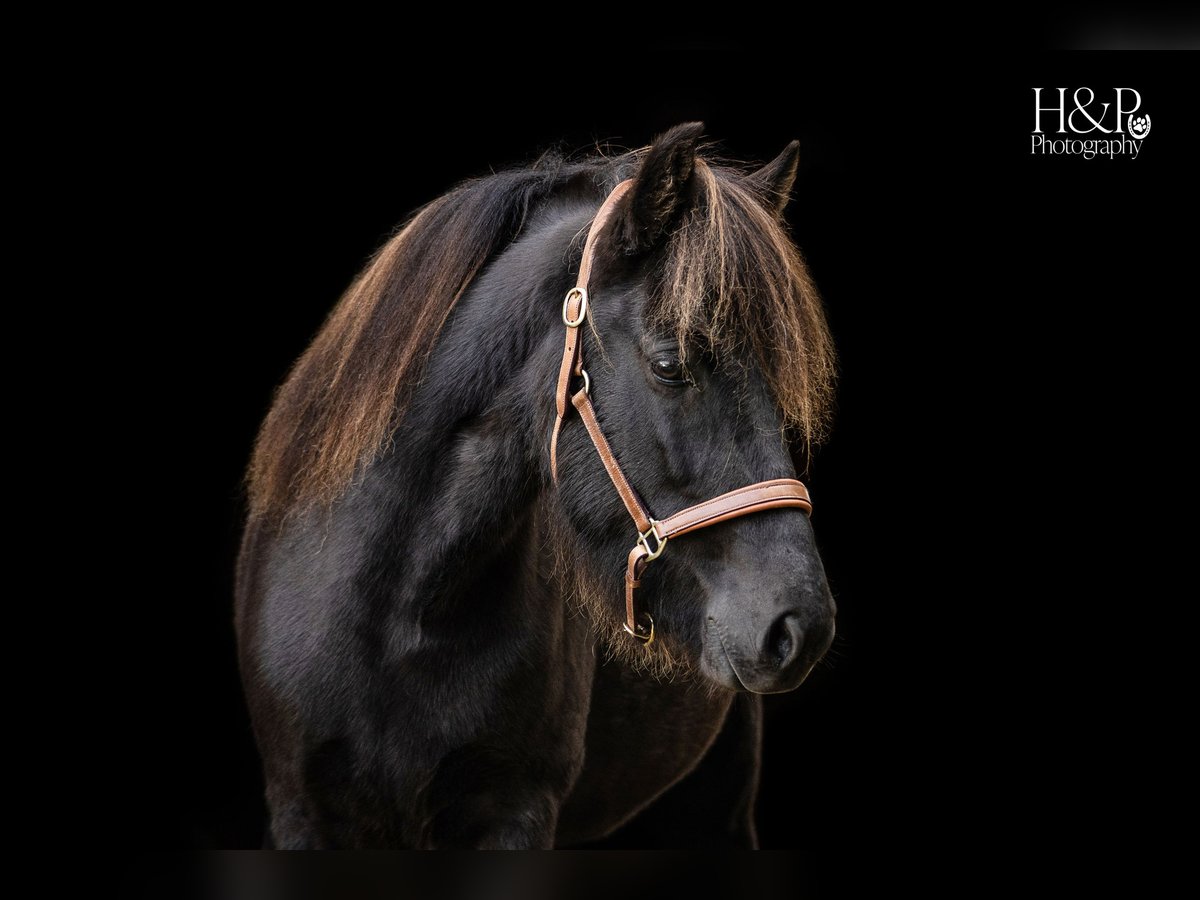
578 368 590 396
638 522 667 561
562 287 588 327
623 613 655 645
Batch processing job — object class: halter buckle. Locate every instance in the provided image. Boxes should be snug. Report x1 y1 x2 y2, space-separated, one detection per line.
638 521 667 561
623 613 655 645
562 287 588 327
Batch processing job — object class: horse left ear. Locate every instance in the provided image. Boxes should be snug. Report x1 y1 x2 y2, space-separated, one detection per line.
746 140 800 214
617 121 705 253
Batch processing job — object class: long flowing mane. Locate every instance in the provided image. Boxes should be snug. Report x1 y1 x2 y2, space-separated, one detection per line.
248 149 835 522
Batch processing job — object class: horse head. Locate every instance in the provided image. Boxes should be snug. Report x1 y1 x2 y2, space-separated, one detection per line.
551 124 837 693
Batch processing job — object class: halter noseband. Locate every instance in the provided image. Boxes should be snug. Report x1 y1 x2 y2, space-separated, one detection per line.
549 180 813 645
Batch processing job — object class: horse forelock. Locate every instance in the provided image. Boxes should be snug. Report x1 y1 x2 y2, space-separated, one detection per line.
648 159 836 458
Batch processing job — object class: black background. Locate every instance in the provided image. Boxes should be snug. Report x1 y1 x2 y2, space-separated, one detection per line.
102 46 1194 869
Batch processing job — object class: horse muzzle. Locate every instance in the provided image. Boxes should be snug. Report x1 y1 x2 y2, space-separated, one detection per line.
702 591 836 694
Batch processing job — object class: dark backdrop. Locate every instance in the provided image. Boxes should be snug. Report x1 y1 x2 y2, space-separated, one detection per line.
105 47 1194 870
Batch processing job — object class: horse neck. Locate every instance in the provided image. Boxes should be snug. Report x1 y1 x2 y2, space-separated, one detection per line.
359 202 595 614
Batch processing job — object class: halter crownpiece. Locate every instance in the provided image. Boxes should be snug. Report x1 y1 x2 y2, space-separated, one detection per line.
551 180 813 644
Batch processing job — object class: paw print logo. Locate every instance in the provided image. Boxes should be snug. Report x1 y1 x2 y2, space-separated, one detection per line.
1128 114 1151 139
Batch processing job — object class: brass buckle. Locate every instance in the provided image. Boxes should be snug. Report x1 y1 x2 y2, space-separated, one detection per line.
623 613 655 645
562 287 588 327
637 521 667 561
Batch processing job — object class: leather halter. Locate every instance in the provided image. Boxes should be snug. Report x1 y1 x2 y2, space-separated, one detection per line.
550 180 813 644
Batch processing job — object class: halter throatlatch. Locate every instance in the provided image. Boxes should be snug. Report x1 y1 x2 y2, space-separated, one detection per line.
551 181 813 644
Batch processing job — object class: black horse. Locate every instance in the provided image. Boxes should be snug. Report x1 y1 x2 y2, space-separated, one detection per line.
236 123 838 849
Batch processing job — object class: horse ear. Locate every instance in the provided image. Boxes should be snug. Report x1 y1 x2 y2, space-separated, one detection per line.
746 140 800 214
618 122 705 253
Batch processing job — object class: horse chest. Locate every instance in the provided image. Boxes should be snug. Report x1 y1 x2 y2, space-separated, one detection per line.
556 661 733 843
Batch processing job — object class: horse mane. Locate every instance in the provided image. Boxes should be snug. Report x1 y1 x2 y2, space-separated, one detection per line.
247 157 591 521
248 148 835 522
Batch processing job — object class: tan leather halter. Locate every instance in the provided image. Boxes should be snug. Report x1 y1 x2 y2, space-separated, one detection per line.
551 180 813 644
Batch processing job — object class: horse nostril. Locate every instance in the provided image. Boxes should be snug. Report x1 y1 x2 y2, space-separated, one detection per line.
767 613 801 667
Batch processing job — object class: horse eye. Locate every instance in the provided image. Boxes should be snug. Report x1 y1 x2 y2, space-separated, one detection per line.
651 357 687 385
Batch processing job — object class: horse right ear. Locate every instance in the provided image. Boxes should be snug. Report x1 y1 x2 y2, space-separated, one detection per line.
745 140 800 214
616 122 705 253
